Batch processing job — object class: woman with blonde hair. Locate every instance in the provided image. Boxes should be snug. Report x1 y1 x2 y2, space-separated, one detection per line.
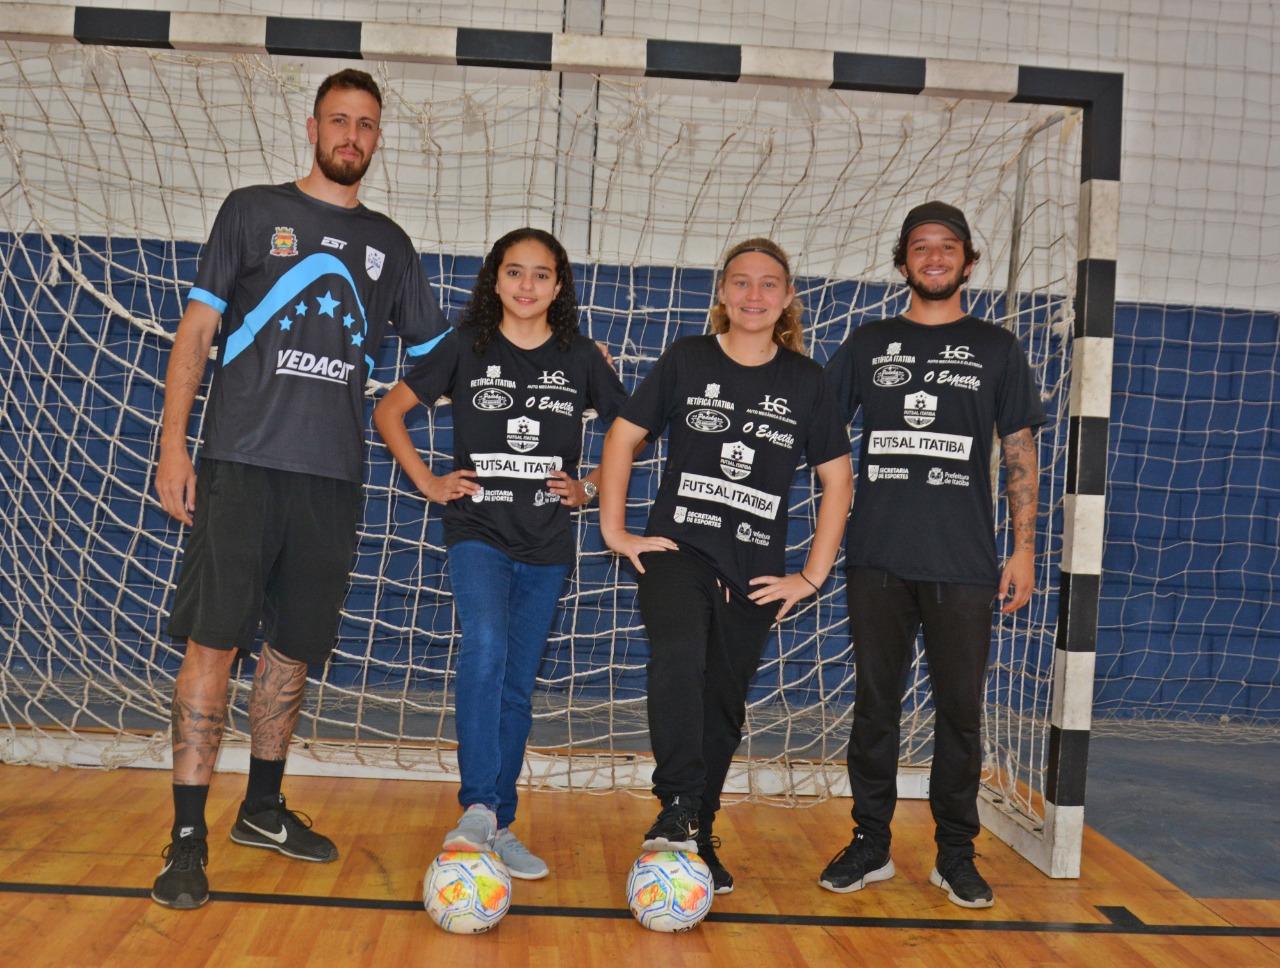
598 238 852 892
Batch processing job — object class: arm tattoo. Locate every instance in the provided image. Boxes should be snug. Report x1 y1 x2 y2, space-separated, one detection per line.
1001 427 1039 553
249 644 308 760
171 696 227 780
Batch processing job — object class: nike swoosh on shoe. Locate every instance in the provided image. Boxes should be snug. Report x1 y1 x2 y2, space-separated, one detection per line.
243 819 289 843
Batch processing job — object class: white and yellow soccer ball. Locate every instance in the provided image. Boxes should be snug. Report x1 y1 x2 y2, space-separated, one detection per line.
626 850 714 932
423 850 512 934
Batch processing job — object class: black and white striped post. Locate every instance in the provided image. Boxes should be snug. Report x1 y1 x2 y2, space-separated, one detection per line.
2 3 1120 878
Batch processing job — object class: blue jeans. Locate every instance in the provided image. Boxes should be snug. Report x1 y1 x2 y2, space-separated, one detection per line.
448 540 570 829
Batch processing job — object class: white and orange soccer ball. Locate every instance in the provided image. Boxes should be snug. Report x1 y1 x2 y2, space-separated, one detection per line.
423 850 512 934
626 850 714 932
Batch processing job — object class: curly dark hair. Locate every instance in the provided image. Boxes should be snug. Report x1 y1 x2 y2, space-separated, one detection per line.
461 228 580 356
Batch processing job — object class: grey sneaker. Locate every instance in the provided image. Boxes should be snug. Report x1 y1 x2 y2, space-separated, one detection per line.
493 828 549 880
442 804 497 852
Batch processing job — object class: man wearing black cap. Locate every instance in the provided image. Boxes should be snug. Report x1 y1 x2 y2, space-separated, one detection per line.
818 202 1046 908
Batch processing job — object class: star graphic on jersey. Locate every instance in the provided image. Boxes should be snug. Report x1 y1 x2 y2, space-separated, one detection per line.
316 291 340 318
294 300 308 317
278 316 293 331
351 332 364 347
342 312 354 329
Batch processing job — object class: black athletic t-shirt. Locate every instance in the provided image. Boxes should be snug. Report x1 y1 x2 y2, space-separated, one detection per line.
824 314 1047 585
403 329 626 564
622 335 850 598
190 183 447 483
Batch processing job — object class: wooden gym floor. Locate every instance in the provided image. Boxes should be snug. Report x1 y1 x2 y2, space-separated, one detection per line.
1 764 1277 966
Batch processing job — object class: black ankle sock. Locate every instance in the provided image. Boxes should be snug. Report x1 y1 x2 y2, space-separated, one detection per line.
172 784 209 839
245 756 286 810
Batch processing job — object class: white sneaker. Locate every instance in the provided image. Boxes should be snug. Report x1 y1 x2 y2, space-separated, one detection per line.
442 804 497 852
493 828 549 880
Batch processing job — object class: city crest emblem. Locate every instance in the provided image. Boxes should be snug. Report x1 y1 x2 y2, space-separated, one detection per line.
719 441 755 481
269 226 298 257
506 416 541 453
365 245 385 280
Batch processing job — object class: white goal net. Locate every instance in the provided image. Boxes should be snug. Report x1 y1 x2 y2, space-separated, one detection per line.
0 39 1079 831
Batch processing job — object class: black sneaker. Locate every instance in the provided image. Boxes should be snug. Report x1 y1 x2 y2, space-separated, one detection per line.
818 832 895 894
229 795 338 862
151 830 209 909
930 854 994 908
697 834 734 894
641 796 699 852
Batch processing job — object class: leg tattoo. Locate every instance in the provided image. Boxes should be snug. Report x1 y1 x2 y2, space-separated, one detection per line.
249 643 308 760
171 642 235 785
171 695 228 786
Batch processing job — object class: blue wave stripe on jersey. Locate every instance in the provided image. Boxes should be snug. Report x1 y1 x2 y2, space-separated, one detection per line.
405 329 449 358
189 287 228 314
222 253 370 366
365 354 375 371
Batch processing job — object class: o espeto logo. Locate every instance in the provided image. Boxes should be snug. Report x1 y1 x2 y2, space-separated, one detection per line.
269 227 298 257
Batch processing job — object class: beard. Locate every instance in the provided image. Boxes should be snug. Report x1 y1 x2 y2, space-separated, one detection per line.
905 265 968 302
315 142 371 187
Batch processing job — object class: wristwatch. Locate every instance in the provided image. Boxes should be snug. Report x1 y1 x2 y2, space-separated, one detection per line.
582 480 599 502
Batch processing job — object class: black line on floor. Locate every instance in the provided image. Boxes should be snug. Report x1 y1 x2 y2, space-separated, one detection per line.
2 882 1277 936
1097 905 1145 927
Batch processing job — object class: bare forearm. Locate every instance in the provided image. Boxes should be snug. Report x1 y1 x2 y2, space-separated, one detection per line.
160 307 218 451
1002 427 1039 553
803 460 853 584
599 422 644 538
374 394 435 492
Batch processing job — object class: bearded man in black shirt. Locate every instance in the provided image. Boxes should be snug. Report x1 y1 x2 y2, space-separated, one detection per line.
820 202 1046 908
149 69 447 909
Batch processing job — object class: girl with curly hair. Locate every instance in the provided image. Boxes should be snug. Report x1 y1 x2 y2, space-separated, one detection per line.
375 228 625 879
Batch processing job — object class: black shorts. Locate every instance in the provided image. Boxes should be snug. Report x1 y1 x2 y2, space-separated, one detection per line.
167 459 361 664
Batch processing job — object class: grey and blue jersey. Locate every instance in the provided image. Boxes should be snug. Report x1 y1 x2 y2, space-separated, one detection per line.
190 182 447 482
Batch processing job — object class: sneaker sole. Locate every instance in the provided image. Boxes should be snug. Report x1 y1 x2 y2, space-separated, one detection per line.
714 883 734 895
641 836 697 852
150 888 209 910
818 857 896 894
929 868 995 908
506 866 550 881
229 827 338 863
